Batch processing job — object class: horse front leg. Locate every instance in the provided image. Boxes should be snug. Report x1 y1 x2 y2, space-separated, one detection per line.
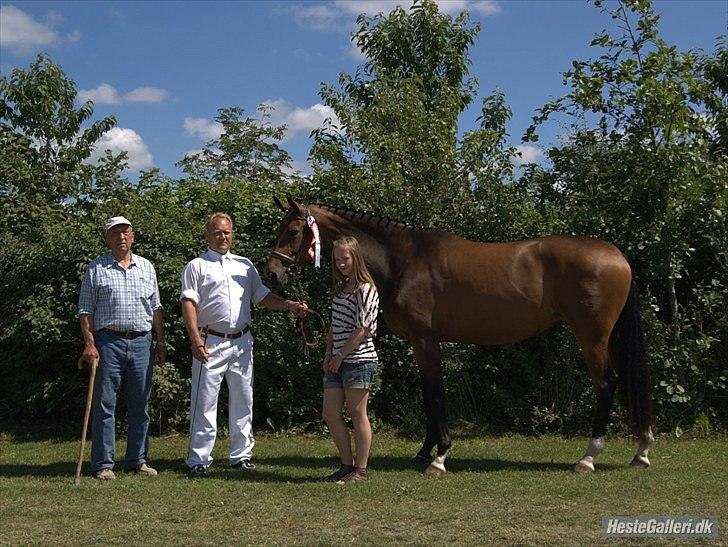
412 338 451 476
414 413 437 463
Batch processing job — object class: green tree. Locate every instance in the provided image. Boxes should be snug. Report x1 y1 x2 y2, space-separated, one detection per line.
0 55 126 421
523 0 728 429
1 54 117 222
310 0 483 230
177 105 298 187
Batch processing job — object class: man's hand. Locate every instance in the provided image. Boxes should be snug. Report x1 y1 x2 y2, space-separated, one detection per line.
80 345 99 368
192 342 209 363
155 342 167 364
289 300 309 317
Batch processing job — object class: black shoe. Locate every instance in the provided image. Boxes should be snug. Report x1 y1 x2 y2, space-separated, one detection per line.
325 464 355 482
187 464 207 478
230 458 255 470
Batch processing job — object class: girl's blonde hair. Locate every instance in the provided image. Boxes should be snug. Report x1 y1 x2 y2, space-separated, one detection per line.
331 236 376 293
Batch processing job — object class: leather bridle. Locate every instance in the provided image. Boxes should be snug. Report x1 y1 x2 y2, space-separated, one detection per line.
268 208 326 364
268 209 314 278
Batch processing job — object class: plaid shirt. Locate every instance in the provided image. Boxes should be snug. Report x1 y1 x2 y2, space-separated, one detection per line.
78 252 162 332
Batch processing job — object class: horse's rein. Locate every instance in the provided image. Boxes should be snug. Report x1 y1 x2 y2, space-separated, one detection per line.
289 276 327 365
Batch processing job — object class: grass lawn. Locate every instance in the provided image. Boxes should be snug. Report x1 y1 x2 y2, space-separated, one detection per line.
0 431 725 545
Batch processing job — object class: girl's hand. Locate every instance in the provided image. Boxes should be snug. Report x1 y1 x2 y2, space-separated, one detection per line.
322 355 330 372
328 354 343 373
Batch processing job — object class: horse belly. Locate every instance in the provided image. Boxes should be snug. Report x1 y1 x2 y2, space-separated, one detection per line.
435 243 557 344
434 297 558 345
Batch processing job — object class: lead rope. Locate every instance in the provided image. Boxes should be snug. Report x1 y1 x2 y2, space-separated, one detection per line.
289 275 327 365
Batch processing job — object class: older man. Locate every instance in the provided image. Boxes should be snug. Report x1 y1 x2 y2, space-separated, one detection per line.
79 216 166 480
181 212 307 477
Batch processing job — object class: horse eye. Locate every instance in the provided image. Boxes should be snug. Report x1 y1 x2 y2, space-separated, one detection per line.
287 229 300 238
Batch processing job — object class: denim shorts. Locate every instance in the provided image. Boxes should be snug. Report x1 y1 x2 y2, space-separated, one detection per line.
324 361 377 390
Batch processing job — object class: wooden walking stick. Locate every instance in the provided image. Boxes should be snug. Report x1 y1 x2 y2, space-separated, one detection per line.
74 356 98 486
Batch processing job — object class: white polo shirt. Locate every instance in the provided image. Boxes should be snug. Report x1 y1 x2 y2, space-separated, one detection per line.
180 248 270 334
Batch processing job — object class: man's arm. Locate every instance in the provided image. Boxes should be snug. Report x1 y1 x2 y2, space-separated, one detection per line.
152 309 166 364
258 292 308 316
181 298 208 362
79 314 99 365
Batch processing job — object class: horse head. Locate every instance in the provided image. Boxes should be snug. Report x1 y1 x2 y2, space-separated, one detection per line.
265 196 312 286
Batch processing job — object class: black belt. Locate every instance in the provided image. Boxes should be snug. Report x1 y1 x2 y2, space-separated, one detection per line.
201 325 250 339
99 328 150 339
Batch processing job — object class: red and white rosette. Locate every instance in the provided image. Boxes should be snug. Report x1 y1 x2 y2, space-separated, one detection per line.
307 212 321 268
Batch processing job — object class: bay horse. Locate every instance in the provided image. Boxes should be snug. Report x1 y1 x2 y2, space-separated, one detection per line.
265 196 654 475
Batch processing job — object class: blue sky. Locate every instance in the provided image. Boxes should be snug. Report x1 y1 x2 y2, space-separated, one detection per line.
1 0 726 179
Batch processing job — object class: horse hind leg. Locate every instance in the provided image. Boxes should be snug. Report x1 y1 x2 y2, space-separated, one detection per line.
630 427 654 468
574 338 617 474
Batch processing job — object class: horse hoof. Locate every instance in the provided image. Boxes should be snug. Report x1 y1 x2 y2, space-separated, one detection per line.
630 455 650 468
424 463 445 477
573 460 594 474
414 453 431 464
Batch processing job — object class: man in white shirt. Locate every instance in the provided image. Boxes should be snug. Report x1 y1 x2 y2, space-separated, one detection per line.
181 212 307 476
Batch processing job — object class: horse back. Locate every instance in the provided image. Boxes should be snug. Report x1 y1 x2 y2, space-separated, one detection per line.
386 233 631 345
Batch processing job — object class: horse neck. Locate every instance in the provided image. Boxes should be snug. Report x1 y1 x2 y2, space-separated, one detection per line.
310 204 404 295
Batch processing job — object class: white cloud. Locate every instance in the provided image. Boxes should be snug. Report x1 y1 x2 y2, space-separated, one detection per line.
333 1 402 16
284 160 312 177
433 1 468 15
291 4 341 30
0 5 80 55
261 99 340 139
123 87 169 103
77 84 169 105
67 29 81 43
89 127 154 171
183 117 224 141
346 41 367 61
78 84 122 105
513 145 545 166
183 102 339 146
469 0 500 16
290 0 499 30
1 5 58 51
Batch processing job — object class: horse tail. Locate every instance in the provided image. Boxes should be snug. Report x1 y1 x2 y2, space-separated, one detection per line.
610 273 653 436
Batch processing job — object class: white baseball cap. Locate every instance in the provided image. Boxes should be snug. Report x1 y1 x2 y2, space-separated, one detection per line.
105 216 133 231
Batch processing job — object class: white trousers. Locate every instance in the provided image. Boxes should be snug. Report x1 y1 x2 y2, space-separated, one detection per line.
186 333 254 467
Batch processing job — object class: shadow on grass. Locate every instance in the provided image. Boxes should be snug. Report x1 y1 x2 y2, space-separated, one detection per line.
0 454 623 482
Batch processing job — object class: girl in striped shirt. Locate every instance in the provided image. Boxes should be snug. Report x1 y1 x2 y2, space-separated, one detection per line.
322 236 379 485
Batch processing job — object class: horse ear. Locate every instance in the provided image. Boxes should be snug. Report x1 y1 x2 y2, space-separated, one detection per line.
286 195 298 210
273 196 287 212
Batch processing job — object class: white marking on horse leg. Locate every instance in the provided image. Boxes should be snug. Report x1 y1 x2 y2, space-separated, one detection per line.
631 427 654 468
424 449 450 477
574 436 605 474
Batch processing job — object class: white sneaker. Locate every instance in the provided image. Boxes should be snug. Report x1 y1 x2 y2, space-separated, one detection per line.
134 463 158 476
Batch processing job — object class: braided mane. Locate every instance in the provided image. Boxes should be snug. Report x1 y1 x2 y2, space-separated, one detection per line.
311 203 432 232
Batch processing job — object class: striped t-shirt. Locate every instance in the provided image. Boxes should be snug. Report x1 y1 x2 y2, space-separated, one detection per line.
331 282 379 364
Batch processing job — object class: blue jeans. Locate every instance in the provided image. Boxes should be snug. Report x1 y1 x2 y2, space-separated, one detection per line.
91 330 153 471
324 361 377 390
